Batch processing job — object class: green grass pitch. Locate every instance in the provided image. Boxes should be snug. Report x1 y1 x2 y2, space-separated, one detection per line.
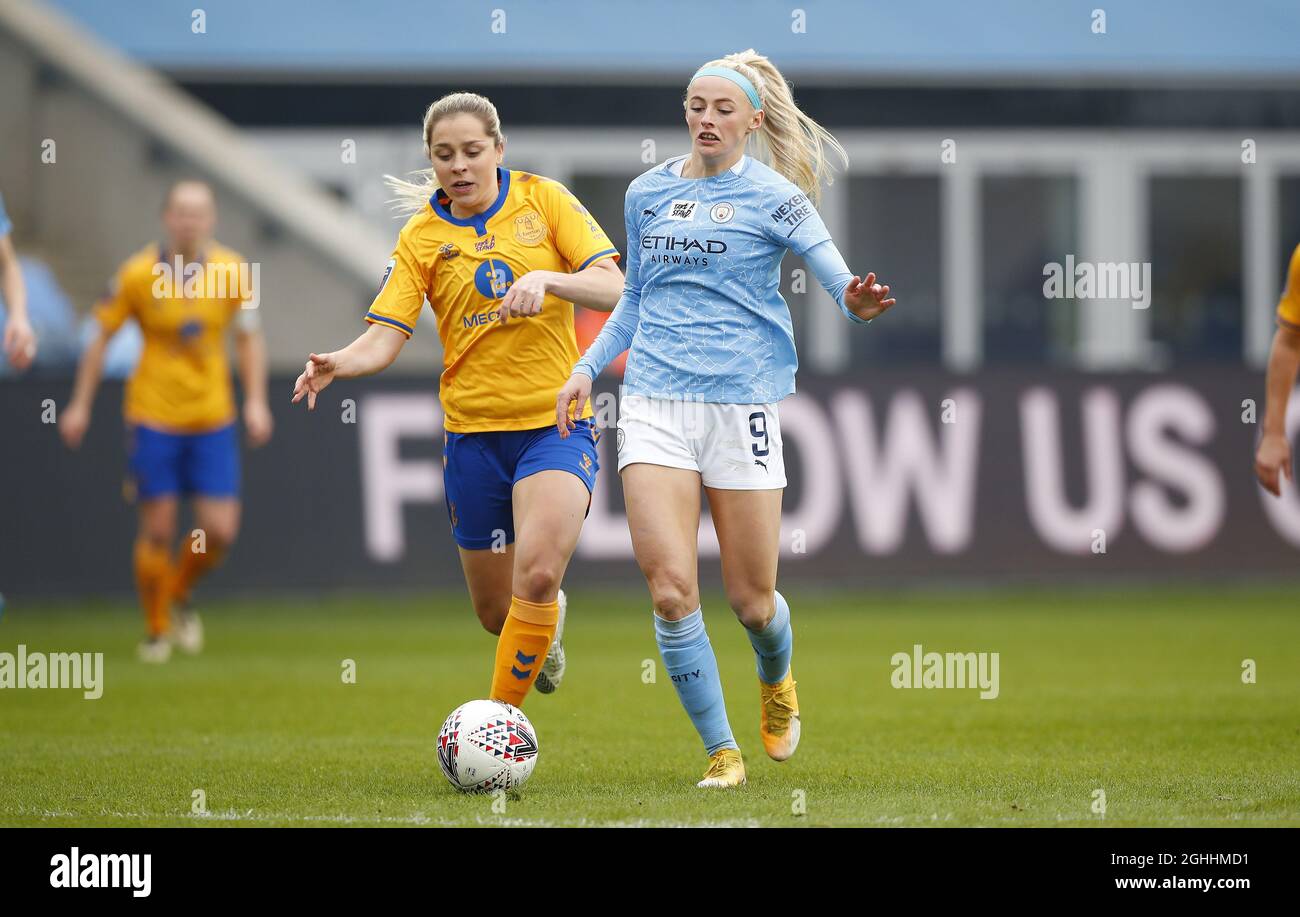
1 585 1297 827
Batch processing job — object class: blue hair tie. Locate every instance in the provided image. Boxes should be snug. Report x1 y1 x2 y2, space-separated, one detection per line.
690 66 763 112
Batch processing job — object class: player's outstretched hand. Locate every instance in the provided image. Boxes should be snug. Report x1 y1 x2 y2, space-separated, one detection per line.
59 401 90 450
3 315 37 371
555 372 593 438
497 271 548 325
244 399 274 447
291 352 336 411
1255 432 1293 497
844 271 897 322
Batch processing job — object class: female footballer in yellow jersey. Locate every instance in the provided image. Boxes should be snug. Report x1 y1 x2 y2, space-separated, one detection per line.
1255 241 1300 496
293 93 623 706
61 180 273 662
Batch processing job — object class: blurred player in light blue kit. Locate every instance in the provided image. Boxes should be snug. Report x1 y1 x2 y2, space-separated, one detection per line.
556 49 897 787
0 190 37 371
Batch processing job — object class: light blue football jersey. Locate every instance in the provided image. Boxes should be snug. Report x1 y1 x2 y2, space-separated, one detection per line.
575 154 857 403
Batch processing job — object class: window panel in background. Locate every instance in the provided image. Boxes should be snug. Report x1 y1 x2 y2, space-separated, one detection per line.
982 175 1079 365
846 175 943 365
1148 176 1243 364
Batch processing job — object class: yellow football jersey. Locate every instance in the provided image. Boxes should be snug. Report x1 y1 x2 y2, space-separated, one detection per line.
1279 242 1300 330
365 168 619 433
95 242 252 432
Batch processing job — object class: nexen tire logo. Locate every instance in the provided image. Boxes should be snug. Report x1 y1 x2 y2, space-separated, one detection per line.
770 192 812 231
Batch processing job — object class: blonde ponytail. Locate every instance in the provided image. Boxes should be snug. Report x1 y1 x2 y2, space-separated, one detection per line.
694 49 847 206
386 92 506 215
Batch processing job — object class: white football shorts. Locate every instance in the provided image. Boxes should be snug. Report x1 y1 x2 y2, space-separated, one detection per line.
615 394 786 490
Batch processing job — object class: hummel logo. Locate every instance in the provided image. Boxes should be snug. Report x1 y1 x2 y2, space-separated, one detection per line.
642 209 656 216
511 649 537 680
754 459 768 471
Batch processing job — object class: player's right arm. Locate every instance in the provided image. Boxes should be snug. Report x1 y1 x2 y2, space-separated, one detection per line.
1256 325 1300 496
556 185 646 435
61 265 134 449
1255 243 1300 496
60 329 108 449
293 229 427 411
291 323 406 411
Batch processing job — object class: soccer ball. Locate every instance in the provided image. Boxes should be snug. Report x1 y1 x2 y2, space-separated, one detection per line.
436 699 539 793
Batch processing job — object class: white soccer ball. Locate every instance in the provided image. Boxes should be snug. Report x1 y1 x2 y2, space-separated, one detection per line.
436 699 539 793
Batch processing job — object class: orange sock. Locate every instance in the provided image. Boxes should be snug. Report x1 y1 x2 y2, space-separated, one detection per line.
489 595 559 708
172 540 227 606
133 539 174 638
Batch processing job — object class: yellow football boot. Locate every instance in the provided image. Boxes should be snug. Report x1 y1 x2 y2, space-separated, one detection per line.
697 747 747 788
759 672 801 761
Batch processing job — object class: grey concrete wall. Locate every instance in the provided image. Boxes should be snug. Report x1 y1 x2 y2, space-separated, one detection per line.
0 28 442 373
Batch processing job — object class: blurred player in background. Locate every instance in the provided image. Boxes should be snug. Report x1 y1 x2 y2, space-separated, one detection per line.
292 93 622 705
1255 242 1300 496
61 180 273 662
557 50 896 788
0 189 37 371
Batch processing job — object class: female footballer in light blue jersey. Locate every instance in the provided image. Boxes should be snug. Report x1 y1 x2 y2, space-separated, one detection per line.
0 190 36 370
555 49 897 788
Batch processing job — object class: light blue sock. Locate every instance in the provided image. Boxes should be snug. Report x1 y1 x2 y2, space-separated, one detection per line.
654 608 737 755
746 590 792 684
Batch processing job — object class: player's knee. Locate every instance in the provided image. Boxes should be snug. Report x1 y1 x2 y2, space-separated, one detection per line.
515 562 561 604
205 525 238 551
645 569 698 619
474 600 508 635
138 518 175 545
194 508 240 549
140 530 173 549
730 591 776 631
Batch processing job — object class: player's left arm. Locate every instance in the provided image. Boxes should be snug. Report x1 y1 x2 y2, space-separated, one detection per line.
235 313 273 448
498 257 623 324
769 186 895 323
0 232 35 370
804 239 896 323
498 180 623 323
